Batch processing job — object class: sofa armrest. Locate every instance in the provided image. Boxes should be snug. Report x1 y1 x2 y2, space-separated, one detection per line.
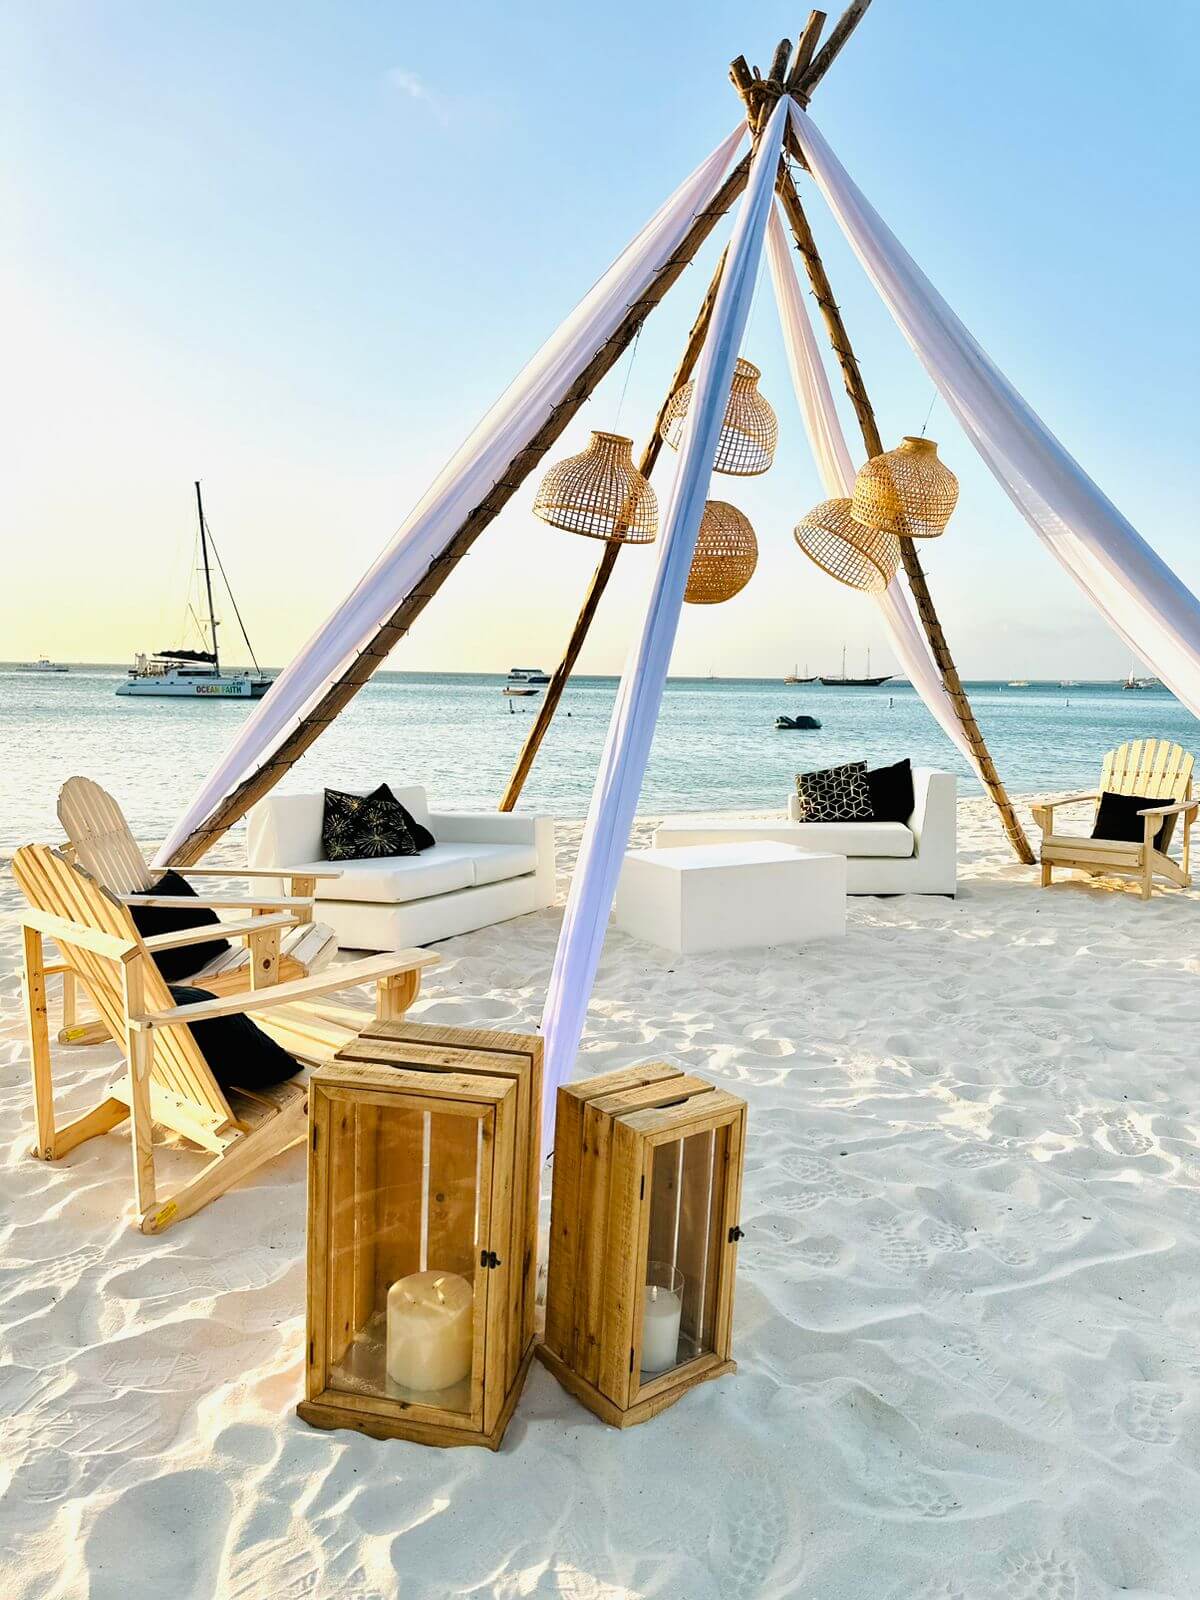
787 793 802 822
428 810 541 845
909 769 956 857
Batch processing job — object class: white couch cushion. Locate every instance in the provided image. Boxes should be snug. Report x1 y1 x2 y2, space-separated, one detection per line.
789 821 914 858
465 842 539 886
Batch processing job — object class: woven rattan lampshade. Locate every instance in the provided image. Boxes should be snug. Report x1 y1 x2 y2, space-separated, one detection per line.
794 497 901 595
661 358 778 477
684 501 758 605
851 436 958 539
532 431 658 543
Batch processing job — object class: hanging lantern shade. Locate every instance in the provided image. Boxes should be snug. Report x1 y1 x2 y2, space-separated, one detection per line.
684 501 758 604
660 358 778 477
851 436 958 538
794 497 901 595
532 431 658 543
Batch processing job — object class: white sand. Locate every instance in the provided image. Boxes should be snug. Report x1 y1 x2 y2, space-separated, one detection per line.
2 796 1199 1599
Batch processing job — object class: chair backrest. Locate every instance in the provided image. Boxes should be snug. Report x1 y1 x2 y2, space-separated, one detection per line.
1099 740 1193 849
12 844 233 1128
58 777 156 895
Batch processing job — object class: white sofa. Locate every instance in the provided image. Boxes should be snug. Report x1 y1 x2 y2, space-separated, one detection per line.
652 768 957 895
246 786 555 950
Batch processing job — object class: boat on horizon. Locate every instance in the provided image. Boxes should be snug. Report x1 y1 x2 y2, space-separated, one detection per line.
506 666 549 690
819 647 893 688
784 662 815 683
117 483 272 699
22 656 69 673
1007 679 1031 688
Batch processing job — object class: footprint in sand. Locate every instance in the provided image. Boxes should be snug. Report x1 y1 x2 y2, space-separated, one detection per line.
706 1465 790 1600
890 1582 968 1600
85 1470 232 1599
1097 1113 1153 1158
1016 1062 1054 1088
884 1476 959 1519
944 1144 1003 1169
10 1451 73 1503
798 1235 842 1269
1119 1384 1183 1445
867 1215 930 1271
995 1550 1078 1600
925 1221 969 1254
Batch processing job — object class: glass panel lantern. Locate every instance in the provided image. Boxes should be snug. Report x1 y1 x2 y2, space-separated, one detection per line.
539 1063 746 1428
299 1036 538 1452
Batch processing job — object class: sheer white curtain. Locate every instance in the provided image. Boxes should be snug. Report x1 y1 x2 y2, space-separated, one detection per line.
789 102 1200 719
156 125 748 865
539 99 790 1145
765 206 979 774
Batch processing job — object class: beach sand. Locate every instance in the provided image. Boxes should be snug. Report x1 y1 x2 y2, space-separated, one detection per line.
2 795 1198 1599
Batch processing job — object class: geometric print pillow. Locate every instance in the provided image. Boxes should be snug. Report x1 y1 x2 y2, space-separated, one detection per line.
794 761 874 822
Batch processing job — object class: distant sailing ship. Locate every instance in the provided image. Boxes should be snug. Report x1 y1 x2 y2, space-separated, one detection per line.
117 483 271 700
819 647 893 687
21 656 68 673
784 662 815 683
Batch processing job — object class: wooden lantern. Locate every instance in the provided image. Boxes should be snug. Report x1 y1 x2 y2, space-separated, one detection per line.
684 501 758 605
298 1021 542 1451
851 435 958 538
794 496 901 593
660 357 778 477
538 1063 746 1428
532 430 659 543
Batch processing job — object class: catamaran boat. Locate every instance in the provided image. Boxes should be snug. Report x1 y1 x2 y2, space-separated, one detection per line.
819 647 893 688
22 656 69 673
117 483 271 700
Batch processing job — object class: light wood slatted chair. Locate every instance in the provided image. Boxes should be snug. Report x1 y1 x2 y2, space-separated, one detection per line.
12 844 437 1233
1033 738 1196 899
56 776 341 1045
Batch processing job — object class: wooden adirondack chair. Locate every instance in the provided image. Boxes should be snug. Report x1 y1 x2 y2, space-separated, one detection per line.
12 843 437 1233
56 776 341 1045
1033 739 1196 899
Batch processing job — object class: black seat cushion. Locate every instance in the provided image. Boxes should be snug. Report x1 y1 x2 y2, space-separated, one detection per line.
865 758 915 824
128 869 231 984
1092 790 1166 850
168 985 303 1092
321 785 418 861
794 761 874 822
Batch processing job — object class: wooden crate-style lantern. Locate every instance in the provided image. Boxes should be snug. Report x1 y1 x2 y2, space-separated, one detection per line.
298 1022 542 1451
538 1062 746 1428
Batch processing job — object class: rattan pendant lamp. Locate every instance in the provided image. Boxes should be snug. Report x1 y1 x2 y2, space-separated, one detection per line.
852 436 958 538
532 431 659 543
661 358 778 476
684 501 758 604
794 497 900 594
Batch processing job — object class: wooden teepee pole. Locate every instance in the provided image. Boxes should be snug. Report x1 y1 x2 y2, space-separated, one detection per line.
774 165 1034 863
498 247 730 812
166 155 753 867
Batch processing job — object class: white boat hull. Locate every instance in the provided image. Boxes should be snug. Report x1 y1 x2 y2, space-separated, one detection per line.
117 674 268 699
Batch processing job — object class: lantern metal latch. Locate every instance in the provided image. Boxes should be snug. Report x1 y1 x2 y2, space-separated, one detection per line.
480 1249 502 1269
728 1225 744 1244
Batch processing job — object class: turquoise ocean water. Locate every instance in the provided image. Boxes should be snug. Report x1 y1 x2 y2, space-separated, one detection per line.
1 665 1196 855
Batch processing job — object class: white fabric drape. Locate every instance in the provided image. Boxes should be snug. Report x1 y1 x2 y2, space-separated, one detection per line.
539 100 790 1145
765 206 980 773
789 102 1200 719
156 125 748 865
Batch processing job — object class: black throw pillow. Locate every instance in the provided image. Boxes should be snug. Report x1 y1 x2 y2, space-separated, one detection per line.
169 985 303 1092
321 786 418 861
128 869 231 984
866 758 915 824
1092 790 1165 850
376 784 436 852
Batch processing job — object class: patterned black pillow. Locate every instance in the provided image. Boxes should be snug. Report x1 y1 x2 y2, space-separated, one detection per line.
321 786 417 861
794 761 874 822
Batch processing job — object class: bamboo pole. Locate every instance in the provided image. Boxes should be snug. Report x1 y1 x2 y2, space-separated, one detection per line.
795 0 873 100
167 154 754 867
773 164 1034 863
787 12 828 91
498 247 731 812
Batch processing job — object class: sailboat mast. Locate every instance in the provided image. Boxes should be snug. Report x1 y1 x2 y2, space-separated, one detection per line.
194 480 219 675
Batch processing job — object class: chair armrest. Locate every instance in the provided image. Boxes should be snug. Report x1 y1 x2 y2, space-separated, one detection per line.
1031 792 1098 830
10 909 136 962
1136 799 1196 817
132 950 439 1030
120 893 315 912
140 912 298 954
181 866 343 882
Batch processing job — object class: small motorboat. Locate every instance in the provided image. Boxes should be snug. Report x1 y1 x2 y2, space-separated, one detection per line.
775 714 822 730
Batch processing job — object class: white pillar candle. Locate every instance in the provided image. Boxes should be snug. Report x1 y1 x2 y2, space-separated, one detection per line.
386 1270 474 1392
641 1283 683 1374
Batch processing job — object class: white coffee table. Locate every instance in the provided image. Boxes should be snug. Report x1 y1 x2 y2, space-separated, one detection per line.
614 841 846 954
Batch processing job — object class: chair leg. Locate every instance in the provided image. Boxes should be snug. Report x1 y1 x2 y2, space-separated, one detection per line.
137 1091 308 1234
21 927 55 1159
53 1098 130 1158
1040 862 1052 888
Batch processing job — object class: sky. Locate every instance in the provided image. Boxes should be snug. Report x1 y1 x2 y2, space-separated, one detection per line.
4 1 1198 679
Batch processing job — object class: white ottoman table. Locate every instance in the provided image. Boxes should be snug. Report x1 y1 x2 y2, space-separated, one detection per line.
614 841 845 954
